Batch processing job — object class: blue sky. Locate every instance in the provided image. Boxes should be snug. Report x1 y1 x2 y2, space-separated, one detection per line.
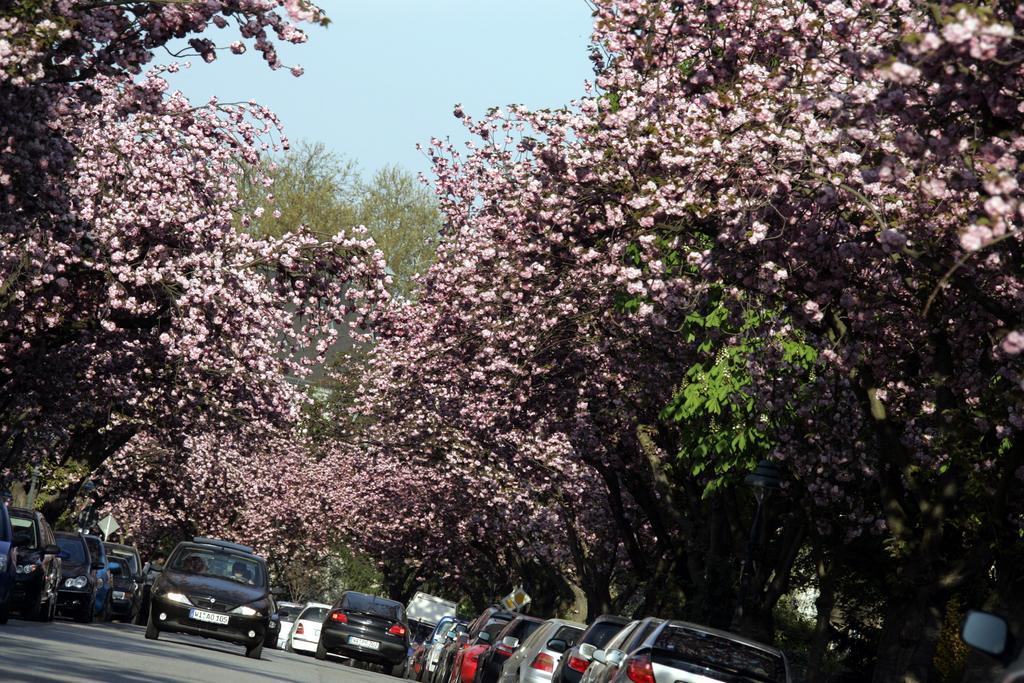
160 1 596 176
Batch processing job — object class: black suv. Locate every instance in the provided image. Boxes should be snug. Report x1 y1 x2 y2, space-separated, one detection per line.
54 531 101 623
317 591 411 675
146 537 276 659
9 507 61 620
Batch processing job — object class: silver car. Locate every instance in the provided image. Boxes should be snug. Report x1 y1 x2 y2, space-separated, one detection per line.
607 619 789 683
578 618 664 683
498 619 586 683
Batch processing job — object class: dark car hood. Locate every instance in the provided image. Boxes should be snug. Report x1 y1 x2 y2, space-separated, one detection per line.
161 570 268 604
60 561 90 579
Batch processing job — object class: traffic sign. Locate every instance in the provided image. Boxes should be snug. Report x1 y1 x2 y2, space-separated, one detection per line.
98 514 120 540
501 587 531 611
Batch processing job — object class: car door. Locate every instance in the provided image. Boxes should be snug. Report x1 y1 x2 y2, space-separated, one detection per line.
38 517 60 605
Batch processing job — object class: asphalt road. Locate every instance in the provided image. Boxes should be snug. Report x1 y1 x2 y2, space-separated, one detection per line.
0 616 398 682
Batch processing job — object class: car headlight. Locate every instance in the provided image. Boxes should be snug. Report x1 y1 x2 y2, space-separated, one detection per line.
164 592 193 606
64 576 89 589
16 563 38 574
230 605 260 617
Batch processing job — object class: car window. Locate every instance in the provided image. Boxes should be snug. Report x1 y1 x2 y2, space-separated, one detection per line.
520 622 555 653
57 536 88 564
300 606 330 623
481 617 512 642
656 626 786 683
110 551 140 575
11 515 38 548
168 545 266 586
604 622 638 652
339 592 406 621
585 622 627 648
552 626 584 647
85 536 104 562
514 619 543 641
625 620 662 651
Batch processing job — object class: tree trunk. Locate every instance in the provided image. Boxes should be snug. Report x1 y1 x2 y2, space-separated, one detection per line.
807 554 836 683
872 587 946 683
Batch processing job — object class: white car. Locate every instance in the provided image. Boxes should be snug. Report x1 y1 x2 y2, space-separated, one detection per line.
499 619 586 683
275 601 304 650
286 602 332 654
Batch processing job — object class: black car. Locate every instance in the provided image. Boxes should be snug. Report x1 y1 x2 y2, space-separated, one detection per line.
550 615 630 683
317 590 411 675
54 531 101 623
105 542 144 623
0 502 14 624
9 507 61 620
474 615 543 683
146 536 276 659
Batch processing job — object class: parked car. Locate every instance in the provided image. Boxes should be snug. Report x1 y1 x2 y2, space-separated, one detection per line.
421 618 468 683
577 618 664 683
498 619 585 683
0 501 14 623
961 609 1024 683
606 619 790 683
551 615 629 683
146 536 278 659
55 532 100 623
474 615 544 683
9 507 61 620
450 608 516 683
83 535 112 621
274 600 304 649
316 590 411 675
104 542 144 623
287 602 332 654
408 591 459 645
432 621 472 683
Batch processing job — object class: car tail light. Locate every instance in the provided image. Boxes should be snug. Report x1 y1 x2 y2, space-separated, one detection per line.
389 623 408 636
567 655 590 673
530 653 555 673
329 611 348 623
295 623 305 635
625 654 655 683
495 643 515 657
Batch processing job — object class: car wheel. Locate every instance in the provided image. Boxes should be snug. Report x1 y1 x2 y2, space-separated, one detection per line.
315 637 327 661
0 602 9 624
144 610 159 640
245 642 263 659
388 662 404 677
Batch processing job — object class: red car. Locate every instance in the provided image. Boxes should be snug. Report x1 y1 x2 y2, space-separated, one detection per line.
448 607 516 683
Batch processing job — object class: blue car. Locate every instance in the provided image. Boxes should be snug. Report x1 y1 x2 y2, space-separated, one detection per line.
0 503 13 623
83 535 112 621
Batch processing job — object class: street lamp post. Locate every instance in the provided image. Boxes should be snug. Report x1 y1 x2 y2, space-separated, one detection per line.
734 459 784 629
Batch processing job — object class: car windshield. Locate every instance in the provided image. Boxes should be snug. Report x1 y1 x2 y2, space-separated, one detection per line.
339 593 405 621
585 622 626 648
11 515 37 548
656 626 785 683
110 551 139 574
57 536 88 564
300 606 330 623
169 546 265 586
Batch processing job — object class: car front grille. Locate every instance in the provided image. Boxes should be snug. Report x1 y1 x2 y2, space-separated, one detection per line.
186 594 237 612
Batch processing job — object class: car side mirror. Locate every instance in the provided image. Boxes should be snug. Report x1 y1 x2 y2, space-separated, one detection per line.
592 649 607 665
478 631 492 643
605 650 626 667
547 638 569 654
43 544 61 556
578 643 597 660
962 610 1014 662
501 636 520 649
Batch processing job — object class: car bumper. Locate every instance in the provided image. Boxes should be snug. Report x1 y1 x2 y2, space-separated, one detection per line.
150 597 266 646
291 635 318 652
57 589 93 614
12 573 44 605
321 628 407 664
523 667 556 683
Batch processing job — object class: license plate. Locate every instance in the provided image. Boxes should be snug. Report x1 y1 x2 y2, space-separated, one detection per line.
189 608 229 625
113 591 125 600
349 636 380 650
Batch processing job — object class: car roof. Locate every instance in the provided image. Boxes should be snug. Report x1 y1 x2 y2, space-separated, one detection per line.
658 620 784 655
300 602 332 611
174 540 263 561
8 507 37 518
55 530 84 538
105 542 139 553
590 614 630 626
